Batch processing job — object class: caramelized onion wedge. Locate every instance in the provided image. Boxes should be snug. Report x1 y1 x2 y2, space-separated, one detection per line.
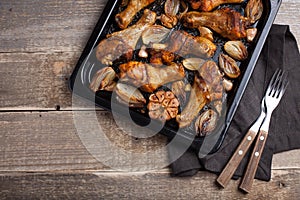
246 0 263 24
222 78 234 91
224 41 248 61
219 53 241 78
246 28 258 42
90 67 116 92
183 58 206 71
116 83 146 108
195 109 218 137
198 26 214 42
142 25 171 45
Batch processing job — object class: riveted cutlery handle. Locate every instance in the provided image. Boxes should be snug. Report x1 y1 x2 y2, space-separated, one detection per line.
239 130 269 193
216 130 257 188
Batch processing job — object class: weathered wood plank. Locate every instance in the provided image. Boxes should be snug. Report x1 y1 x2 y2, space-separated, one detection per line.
0 0 299 110
274 0 300 42
0 170 299 199
0 52 78 109
0 112 299 172
0 0 107 53
1 0 298 53
0 111 168 171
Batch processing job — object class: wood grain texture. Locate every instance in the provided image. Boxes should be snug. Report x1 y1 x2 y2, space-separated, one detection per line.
0 111 168 172
0 0 300 198
0 0 107 53
0 170 300 199
0 112 299 172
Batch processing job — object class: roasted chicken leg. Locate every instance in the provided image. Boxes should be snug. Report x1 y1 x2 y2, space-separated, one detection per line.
182 8 250 40
176 73 209 128
115 0 156 29
96 9 156 65
187 0 244 11
118 61 185 93
167 30 217 58
176 60 224 128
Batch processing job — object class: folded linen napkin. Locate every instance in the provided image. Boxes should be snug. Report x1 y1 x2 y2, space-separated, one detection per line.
168 24 300 181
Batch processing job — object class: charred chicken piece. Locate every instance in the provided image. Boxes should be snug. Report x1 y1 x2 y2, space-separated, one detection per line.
167 30 217 58
118 61 185 93
195 109 218 136
187 0 244 11
246 0 263 24
182 8 250 40
115 0 156 29
115 83 146 108
96 9 156 65
89 67 117 92
149 49 176 66
148 90 180 121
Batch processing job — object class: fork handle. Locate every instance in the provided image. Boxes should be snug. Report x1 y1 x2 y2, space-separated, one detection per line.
239 130 269 193
216 130 257 188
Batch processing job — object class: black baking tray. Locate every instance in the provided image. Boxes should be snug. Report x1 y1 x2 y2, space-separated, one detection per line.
69 0 282 154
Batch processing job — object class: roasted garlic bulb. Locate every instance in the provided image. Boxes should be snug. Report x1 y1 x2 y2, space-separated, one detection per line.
148 90 180 121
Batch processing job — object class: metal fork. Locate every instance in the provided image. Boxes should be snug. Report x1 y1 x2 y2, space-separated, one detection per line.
239 69 289 193
216 69 288 189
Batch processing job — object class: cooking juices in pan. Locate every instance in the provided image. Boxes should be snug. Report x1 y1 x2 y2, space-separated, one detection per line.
70 0 282 153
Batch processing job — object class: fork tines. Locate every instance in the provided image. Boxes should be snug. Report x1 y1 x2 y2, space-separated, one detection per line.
267 69 289 98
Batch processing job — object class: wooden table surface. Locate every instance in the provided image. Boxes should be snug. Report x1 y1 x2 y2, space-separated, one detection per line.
1 0 299 199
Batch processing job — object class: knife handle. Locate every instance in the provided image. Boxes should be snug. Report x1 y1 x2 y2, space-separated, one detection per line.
216 130 257 188
239 130 269 193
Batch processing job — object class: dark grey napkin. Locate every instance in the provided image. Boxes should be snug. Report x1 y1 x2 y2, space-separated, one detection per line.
168 24 300 181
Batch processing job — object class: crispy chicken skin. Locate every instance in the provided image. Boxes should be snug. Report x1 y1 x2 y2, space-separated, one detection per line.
115 0 156 29
118 61 185 93
96 9 156 65
182 8 250 40
187 0 244 11
167 30 217 58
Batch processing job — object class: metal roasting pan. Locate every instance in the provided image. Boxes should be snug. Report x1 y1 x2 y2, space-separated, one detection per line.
69 0 282 154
